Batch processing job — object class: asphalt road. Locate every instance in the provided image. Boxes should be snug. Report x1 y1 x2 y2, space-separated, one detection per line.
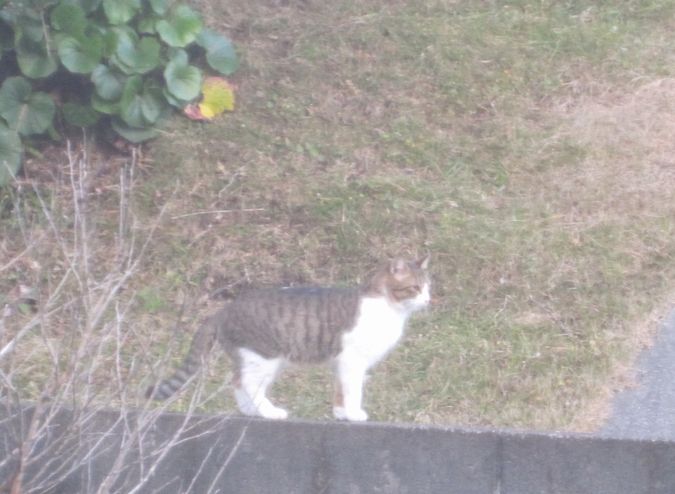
602 310 675 440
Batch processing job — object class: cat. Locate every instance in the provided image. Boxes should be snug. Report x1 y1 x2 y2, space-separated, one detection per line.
146 255 430 421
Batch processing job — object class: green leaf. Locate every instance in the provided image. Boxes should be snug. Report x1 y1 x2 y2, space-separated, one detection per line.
0 77 31 108
57 34 103 74
196 29 239 75
91 64 125 100
156 4 202 47
15 32 58 78
0 77 55 136
142 79 166 122
18 93 56 135
102 0 140 25
111 118 160 143
68 0 103 13
137 15 159 34
108 29 137 74
23 0 59 8
50 3 86 37
97 28 118 57
148 0 169 15
162 87 186 108
119 75 142 123
164 50 201 101
62 102 101 127
14 13 44 42
119 75 163 127
0 124 22 186
91 93 119 114
116 35 160 74
140 93 161 123
110 25 137 45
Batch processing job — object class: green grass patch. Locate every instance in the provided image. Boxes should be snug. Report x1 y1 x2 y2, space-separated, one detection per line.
3 0 675 431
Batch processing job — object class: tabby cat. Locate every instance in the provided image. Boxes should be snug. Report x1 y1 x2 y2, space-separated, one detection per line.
147 255 430 421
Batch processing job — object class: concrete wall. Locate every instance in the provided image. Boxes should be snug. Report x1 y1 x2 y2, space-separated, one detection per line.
1 406 674 493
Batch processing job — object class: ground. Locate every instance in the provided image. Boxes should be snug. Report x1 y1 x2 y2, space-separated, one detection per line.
2 0 675 431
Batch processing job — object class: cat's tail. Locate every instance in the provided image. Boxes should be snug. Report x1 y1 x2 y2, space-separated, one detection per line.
145 317 218 401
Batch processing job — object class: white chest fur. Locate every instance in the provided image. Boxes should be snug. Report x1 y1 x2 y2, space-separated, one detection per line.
341 296 409 368
334 281 429 421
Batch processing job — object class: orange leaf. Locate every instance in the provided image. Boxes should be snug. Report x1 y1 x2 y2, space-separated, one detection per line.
183 103 207 121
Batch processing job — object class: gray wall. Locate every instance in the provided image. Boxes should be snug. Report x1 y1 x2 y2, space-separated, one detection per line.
1 407 674 493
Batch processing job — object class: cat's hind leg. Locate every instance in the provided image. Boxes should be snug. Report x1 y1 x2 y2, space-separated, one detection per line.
234 348 288 420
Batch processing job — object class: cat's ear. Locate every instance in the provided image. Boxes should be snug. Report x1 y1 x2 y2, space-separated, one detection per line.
417 254 430 270
389 258 409 279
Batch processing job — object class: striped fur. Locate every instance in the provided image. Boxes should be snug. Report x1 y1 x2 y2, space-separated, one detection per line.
146 318 217 400
146 255 431 420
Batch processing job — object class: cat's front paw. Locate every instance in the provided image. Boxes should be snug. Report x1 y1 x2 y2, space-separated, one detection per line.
260 404 289 420
333 406 368 422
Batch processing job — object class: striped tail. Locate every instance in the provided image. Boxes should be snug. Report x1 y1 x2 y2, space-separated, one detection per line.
146 319 217 400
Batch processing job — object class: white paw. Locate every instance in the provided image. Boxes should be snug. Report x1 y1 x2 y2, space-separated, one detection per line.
260 405 289 420
333 406 368 422
234 389 259 416
234 390 288 419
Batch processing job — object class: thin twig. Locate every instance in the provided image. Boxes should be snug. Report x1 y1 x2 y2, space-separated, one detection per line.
0 298 78 361
0 234 45 273
171 208 265 220
206 423 249 494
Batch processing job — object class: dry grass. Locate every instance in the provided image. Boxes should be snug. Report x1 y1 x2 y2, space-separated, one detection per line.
541 78 675 222
3 0 675 433
529 78 675 429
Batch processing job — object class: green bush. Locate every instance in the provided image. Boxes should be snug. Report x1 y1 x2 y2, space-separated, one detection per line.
0 0 239 185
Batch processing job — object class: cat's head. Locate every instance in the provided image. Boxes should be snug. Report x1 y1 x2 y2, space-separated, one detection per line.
368 255 431 312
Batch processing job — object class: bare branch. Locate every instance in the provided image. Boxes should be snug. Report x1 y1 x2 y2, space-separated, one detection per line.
171 208 265 220
0 142 247 494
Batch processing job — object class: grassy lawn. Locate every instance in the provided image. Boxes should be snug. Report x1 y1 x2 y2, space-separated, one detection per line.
3 0 675 431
